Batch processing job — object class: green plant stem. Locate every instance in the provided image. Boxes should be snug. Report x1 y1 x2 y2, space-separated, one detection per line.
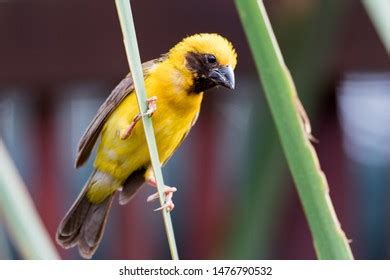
362 0 390 52
235 0 353 259
0 224 12 259
0 139 59 259
228 1 346 259
114 0 179 260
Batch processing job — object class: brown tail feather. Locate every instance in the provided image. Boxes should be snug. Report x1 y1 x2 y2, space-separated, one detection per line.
56 171 116 259
76 195 114 259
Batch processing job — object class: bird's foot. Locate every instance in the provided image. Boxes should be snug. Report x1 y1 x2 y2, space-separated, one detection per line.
120 96 157 140
147 186 177 212
141 96 157 118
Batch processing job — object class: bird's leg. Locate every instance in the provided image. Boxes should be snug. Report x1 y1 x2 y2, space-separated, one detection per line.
120 114 141 140
145 173 177 212
120 96 158 140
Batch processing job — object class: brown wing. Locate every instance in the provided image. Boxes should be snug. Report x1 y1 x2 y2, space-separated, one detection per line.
75 56 167 168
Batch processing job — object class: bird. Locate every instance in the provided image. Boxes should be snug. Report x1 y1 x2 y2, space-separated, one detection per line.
56 33 237 258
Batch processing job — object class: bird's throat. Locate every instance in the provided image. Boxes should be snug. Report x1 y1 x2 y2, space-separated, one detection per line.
191 77 216 94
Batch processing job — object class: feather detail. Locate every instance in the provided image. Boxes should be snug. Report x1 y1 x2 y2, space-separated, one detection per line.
56 170 116 258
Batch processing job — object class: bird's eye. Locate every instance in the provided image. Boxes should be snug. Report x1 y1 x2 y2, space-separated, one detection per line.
206 54 217 64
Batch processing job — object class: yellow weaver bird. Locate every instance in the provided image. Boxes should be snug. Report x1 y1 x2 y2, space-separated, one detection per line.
56 33 237 258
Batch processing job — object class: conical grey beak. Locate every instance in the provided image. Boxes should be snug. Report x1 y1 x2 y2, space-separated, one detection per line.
209 65 235 90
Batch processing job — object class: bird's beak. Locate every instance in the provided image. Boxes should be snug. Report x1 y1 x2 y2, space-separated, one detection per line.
209 65 235 90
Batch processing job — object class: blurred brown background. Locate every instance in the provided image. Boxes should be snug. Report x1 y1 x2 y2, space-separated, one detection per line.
0 0 389 259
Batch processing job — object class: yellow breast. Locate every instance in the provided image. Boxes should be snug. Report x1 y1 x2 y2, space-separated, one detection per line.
94 61 203 182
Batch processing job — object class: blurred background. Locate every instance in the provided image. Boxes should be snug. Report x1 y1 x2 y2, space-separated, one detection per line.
0 0 389 259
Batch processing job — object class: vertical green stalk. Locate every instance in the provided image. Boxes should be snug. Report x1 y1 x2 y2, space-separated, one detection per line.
228 1 345 259
362 0 390 51
0 139 59 259
0 224 12 259
114 0 179 260
235 0 353 259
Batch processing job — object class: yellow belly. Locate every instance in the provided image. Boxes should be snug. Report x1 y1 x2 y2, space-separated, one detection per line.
94 81 203 182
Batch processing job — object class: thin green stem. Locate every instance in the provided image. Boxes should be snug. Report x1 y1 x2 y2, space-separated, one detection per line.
235 0 353 259
362 0 390 52
114 0 179 260
0 139 59 259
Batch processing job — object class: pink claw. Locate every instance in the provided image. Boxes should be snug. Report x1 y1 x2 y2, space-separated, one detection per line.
147 186 177 212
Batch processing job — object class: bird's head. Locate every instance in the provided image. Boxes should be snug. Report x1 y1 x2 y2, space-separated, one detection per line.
168 33 237 93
